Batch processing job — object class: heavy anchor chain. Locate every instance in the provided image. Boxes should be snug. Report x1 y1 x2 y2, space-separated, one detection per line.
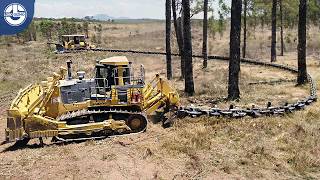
177 59 317 119
176 97 316 119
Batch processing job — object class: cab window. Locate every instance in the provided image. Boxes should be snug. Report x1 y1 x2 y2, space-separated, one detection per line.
123 66 131 85
74 36 80 44
80 36 85 42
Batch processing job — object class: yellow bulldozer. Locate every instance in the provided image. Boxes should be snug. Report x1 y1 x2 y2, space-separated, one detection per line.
53 35 96 53
5 56 179 145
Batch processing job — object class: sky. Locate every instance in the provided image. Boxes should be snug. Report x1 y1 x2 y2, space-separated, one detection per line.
35 0 224 19
35 0 166 19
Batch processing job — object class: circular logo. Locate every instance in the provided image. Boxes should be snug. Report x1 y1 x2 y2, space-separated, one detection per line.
4 3 27 26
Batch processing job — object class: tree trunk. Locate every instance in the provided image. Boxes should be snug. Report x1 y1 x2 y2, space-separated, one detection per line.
297 0 308 85
165 0 173 80
179 13 186 79
29 30 33 41
182 0 195 96
202 0 209 68
172 0 185 78
271 0 277 62
172 0 183 55
242 0 247 58
32 29 37 41
228 0 242 101
280 0 284 56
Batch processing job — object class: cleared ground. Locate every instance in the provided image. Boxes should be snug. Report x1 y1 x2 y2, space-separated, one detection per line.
0 22 319 179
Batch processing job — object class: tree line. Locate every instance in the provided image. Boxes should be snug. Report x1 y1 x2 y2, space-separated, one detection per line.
165 0 314 99
3 19 105 45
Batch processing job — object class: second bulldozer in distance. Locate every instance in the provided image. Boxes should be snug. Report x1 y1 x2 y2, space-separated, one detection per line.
51 35 96 53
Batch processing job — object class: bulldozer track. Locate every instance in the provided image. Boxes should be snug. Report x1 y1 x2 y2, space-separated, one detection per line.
59 47 318 119
57 109 145 121
49 109 148 143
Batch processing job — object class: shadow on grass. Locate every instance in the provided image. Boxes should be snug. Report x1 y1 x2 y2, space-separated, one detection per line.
0 141 6 145
0 137 108 153
1 142 43 153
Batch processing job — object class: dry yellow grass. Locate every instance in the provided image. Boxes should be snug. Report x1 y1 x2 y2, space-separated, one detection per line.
0 21 319 179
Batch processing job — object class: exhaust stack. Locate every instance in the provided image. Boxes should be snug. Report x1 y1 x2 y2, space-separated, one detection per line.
67 60 72 80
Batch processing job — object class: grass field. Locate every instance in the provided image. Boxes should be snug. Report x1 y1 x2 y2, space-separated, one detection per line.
0 21 319 179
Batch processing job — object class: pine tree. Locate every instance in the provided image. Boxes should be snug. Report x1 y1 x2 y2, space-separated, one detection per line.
166 0 173 80
203 0 209 68
242 0 247 58
182 0 195 96
228 0 242 100
297 0 308 85
279 0 284 56
172 0 185 78
271 0 277 62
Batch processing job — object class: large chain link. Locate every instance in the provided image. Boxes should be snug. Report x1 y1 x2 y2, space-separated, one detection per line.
177 58 317 119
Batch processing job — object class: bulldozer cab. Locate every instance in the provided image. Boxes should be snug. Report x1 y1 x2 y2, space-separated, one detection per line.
62 35 86 48
95 56 133 92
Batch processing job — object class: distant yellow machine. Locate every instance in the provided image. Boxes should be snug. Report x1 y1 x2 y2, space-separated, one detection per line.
54 35 96 52
5 56 179 145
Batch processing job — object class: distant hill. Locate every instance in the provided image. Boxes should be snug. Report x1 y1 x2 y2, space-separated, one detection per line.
84 14 130 21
